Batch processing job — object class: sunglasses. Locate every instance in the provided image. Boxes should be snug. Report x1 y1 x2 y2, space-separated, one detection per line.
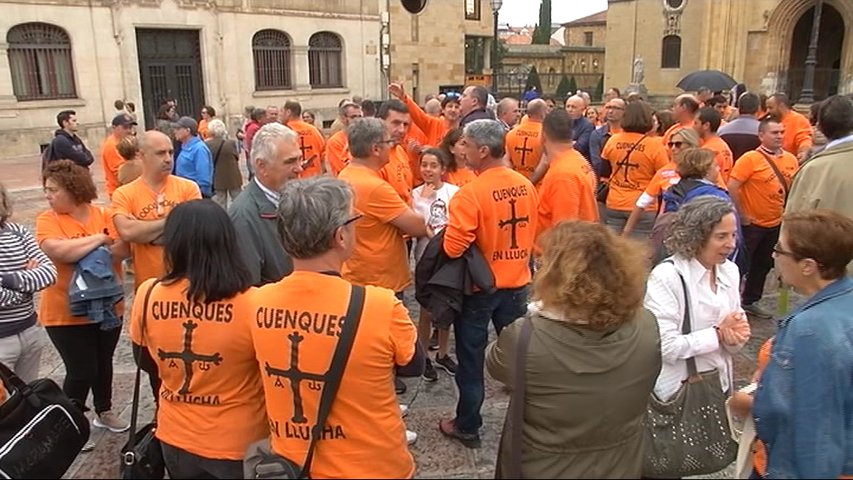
667 141 685 148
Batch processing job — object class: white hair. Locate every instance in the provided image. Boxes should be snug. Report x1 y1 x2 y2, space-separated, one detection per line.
207 119 228 139
251 123 298 165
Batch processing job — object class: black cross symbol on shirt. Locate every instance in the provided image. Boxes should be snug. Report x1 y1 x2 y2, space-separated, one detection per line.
299 135 313 161
498 198 529 250
616 154 640 182
157 320 223 395
263 331 326 424
514 137 535 166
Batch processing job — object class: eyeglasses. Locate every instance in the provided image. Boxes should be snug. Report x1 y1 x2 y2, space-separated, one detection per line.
772 244 800 259
341 213 363 227
667 141 685 148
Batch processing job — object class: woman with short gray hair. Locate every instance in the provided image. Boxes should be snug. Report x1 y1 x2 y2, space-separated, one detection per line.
644 195 750 408
204 118 242 209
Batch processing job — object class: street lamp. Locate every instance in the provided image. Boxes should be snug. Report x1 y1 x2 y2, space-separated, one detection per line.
491 0 503 95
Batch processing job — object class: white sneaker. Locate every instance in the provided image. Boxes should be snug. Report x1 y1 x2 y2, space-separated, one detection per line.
93 411 130 433
81 439 96 453
399 404 409 418
406 429 418 445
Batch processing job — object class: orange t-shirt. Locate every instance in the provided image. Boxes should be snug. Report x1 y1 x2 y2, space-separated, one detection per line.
445 167 477 188
645 161 680 199
111 176 201 289
505 118 544 180
404 125 429 186
702 135 735 184
250 271 416 479
339 164 411 293
730 149 798 228
752 337 773 477
130 278 266 460
325 130 350 176
661 120 695 148
287 120 326 178
600 132 670 211
379 145 414 206
780 110 813 157
198 119 210 140
536 149 598 238
403 94 450 149
35 205 123 327
101 134 125 198
444 166 539 289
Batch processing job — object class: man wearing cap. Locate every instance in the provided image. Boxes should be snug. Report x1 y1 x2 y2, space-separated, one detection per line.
173 116 213 198
101 113 136 198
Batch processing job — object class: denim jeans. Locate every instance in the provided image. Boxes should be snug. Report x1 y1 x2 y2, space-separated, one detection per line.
453 286 528 434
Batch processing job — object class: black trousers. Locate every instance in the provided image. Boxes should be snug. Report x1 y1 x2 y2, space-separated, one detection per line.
46 323 121 414
161 442 244 479
741 224 780 305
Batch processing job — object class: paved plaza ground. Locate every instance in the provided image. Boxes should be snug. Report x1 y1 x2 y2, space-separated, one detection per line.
6 157 783 479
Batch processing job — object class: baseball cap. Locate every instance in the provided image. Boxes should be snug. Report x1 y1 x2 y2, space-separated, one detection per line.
112 113 137 127
171 116 198 136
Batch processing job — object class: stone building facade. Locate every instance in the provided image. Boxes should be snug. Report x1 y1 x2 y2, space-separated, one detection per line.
605 0 851 101
0 0 382 160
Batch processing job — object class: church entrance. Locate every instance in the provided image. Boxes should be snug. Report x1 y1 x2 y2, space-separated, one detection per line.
786 3 844 101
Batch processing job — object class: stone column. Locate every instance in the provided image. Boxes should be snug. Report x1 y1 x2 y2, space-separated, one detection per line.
0 43 19 108
293 45 311 91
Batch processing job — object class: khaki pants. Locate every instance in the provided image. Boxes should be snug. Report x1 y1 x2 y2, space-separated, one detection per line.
0 324 48 384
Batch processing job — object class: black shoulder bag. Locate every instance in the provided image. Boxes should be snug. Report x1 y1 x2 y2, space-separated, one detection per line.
596 135 647 203
243 285 366 479
120 281 166 479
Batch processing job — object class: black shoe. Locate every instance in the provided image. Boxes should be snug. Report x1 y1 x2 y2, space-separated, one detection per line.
395 377 407 394
428 328 439 351
439 418 481 448
435 354 457 376
423 359 438 382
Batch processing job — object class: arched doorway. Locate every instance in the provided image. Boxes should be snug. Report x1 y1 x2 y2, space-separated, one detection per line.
787 3 845 100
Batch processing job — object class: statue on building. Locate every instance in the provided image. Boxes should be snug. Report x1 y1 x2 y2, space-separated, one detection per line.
632 56 645 85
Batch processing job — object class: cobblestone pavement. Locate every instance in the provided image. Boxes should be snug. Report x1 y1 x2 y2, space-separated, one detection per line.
6 165 787 479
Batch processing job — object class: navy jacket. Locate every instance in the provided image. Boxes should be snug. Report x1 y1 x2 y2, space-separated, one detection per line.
572 116 595 162
49 130 94 168
459 108 496 127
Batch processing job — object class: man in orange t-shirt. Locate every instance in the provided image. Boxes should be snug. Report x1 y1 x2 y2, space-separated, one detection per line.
282 100 326 178
661 94 700 147
728 118 799 319
377 100 415 205
325 102 363 176
338 118 427 295
112 131 201 289
388 82 461 149
695 107 735 183
766 92 813 161
251 175 423 479
101 113 135 198
536 109 598 239
505 99 546 180
440 119 538 448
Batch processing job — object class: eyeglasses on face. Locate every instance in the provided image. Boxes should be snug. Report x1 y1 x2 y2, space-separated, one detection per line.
772 244 800 259
668 141 685 148
341 213 363 227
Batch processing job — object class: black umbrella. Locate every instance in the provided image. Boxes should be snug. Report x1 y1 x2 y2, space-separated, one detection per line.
676 70 737 92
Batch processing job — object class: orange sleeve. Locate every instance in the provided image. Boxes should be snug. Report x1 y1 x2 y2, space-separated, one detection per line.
102 143 125 196
548 174 598 224
730 152 755 183
600 139 616 172
35 211 66 244
387 294 416 366
110 185 134 218
645 169 665 197
181 179 203 200
651 142 670 171
403 95 442 146
129 278 157 345
367 182 410 224
714 143 734 184
443 187 478 258
794 115 814 152
326 132 349 176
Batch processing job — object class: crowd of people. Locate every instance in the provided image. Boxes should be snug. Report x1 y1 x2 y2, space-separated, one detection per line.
0 79 851 479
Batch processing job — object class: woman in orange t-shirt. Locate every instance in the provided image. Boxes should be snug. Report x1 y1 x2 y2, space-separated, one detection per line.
600 101 670 238
36 160 130 440
130 200 266 478
440 128 477 188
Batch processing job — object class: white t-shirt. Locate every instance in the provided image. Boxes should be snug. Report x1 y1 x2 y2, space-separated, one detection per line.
412 182 460 260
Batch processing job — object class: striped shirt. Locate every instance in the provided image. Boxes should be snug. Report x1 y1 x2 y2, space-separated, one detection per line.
0 222 57 336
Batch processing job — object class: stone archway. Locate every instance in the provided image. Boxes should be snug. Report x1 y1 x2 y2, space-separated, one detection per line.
766 0 853 96
787 4 844 100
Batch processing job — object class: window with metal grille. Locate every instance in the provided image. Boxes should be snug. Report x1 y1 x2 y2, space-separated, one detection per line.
309 32 343 89
7 23 77 101
584 31 594 46
661 35 682 69
252 29 292 91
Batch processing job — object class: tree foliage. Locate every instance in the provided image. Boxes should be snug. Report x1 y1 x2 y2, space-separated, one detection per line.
556 74 572 100
525 66 542 93
531 0 552 45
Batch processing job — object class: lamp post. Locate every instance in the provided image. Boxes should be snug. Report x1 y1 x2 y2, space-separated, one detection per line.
490 0 503 96
797 0 823 104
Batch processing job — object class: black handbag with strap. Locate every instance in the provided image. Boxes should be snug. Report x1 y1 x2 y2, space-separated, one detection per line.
0 361 90 479
243 285 366 479
120 281 166 480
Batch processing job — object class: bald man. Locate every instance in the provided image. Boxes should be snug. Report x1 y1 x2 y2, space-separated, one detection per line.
506 99 547 180
424 98 442 117
496 97 520 131
565 95 595 162
590 97 627 176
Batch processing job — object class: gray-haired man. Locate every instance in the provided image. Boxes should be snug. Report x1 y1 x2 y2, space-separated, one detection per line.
229 123 303 286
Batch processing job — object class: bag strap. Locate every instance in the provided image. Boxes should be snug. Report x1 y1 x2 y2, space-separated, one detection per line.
299 284 365 478
508 316 533 479
663 259 698 378
126 280 159 453
212 140 225 168
0 360 28 394
757 149 790 200
606 134 647 187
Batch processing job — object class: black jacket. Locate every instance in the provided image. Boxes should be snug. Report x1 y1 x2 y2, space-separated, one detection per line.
414 229 495 329
49 129 94 168
459 108 496 127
